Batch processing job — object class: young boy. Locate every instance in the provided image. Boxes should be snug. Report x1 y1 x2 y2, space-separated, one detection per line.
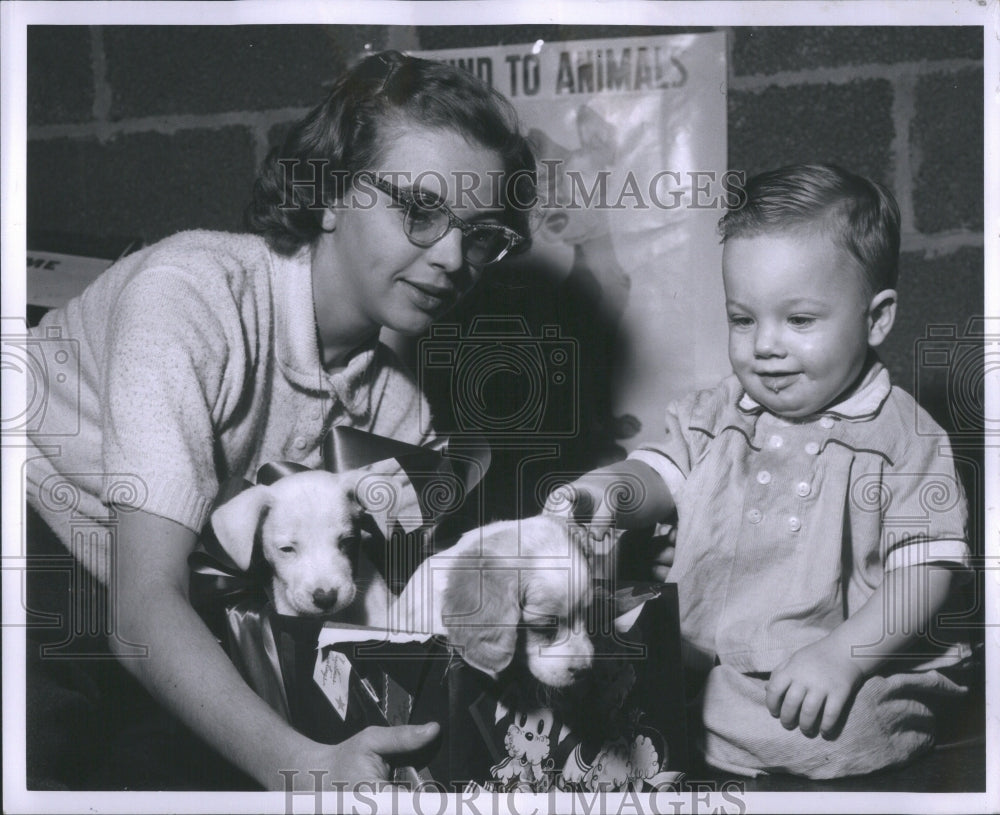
548 164 971 778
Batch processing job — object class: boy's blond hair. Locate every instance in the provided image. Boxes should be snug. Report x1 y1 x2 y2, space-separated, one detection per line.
719 163 901 297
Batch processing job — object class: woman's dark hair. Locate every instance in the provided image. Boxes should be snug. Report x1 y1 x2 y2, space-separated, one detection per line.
247 50 537 256
718 163 901 296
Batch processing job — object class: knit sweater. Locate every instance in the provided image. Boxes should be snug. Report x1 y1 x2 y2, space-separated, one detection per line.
26 231 434 584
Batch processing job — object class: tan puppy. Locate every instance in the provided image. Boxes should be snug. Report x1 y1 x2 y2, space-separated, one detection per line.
391 515 594 688
210 470 388 625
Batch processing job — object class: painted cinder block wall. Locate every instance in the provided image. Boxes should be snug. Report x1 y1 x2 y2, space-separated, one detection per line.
26 24 986 546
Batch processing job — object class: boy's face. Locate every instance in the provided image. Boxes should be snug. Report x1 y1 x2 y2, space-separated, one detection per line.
722 229 889 418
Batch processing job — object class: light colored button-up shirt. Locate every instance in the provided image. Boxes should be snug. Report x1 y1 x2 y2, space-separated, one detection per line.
630 362 970 673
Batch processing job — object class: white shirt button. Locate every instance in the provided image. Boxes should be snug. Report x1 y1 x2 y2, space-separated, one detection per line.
769 434 784 448
820 416 835 429
788 516 802 532
757 470 772 485
796 481 811 497
293 436 308 450
805 441 820 455
747 508 762 524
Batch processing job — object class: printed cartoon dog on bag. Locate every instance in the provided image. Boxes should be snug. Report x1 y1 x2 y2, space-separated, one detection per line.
490 707 565 790
210 470 389 625
557 733 660 792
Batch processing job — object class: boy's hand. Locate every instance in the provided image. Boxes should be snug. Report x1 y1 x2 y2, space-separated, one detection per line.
544 459 676 538
765 639 864 737
544 461 678 581
649 524 677 582
543 473 618 545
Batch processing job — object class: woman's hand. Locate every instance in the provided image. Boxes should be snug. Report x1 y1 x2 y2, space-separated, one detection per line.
277 723 440 790
765 638 864 737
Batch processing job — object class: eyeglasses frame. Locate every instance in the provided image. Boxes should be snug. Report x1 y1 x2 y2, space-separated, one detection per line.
365 174 526 266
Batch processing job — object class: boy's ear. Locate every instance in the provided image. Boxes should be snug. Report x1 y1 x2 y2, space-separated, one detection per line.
867 289 897 347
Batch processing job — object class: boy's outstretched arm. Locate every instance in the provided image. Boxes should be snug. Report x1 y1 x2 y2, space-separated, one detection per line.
544 458 676 545
765 563 957 737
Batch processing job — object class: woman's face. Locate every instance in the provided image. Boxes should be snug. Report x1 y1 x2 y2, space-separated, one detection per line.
311 124 507 359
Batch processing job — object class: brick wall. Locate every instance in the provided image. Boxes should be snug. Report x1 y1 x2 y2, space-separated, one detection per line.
27 25 383 241
26 24 985 450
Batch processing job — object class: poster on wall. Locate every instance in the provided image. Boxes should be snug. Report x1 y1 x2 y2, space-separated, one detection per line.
416 33 732 452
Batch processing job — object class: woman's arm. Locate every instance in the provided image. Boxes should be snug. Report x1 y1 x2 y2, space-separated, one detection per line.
765 563 956 737
113 509 438 790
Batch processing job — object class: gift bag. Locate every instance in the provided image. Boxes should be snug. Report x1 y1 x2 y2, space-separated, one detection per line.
217 601 449 783
251 582 688 792
413 582 689 792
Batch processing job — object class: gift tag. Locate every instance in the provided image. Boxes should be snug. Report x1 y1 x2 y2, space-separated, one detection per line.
314 648 352 721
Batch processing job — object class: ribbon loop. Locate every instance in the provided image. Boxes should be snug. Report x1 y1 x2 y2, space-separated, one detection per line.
257 461 312 485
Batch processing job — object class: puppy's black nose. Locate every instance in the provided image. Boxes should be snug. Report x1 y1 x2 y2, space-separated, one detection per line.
312 588 339 610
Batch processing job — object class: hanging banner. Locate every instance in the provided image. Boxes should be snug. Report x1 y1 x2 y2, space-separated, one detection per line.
416 33 732 451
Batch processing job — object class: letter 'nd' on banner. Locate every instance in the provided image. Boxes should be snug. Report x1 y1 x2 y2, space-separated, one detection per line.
416 33 731 450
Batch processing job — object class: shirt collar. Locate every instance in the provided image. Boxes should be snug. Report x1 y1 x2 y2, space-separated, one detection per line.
270 244 376 417
737 359 891 421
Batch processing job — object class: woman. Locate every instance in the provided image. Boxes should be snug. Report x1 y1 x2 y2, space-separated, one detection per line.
25 50 536 790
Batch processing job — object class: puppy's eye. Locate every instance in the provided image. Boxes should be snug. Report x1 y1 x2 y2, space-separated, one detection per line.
531 625 560 645
278 544 296 554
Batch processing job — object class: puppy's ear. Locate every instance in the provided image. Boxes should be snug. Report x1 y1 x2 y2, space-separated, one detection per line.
210 485 273 570
342 480 365 524
443 564 520 678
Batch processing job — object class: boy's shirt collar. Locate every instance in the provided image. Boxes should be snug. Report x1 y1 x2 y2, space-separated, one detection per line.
737 359 891 421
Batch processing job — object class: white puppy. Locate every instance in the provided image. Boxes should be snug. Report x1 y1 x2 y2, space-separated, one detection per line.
392 515 595 688
210 470 388 625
